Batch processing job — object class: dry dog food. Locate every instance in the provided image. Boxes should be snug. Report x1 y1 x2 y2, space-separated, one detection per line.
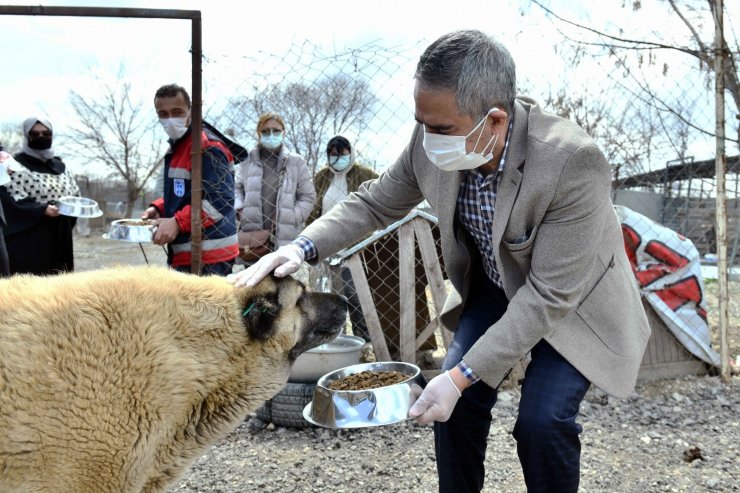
117 220 153 227
327 370 409 390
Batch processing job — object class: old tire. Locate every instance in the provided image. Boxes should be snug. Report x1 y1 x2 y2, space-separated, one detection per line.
256 382 316 429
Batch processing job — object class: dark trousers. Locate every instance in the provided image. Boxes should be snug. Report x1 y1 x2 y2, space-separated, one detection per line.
434 270 591 493
338 266 369 341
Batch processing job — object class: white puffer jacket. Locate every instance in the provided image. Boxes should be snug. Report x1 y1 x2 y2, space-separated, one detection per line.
234 145 316 247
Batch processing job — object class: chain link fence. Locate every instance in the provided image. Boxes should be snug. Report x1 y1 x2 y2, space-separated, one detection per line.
202 39 424 174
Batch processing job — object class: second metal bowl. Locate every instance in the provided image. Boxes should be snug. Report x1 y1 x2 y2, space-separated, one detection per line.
104 219 156 242
289 334 365 383
57 196 103 218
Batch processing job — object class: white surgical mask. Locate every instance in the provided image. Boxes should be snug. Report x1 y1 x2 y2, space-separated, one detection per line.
159 113 189 141
422 108 499 172
260 133 283 150
329 155 352 172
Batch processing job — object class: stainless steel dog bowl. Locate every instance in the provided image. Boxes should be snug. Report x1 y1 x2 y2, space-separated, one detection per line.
290 334 365 383
56 196 103 218
104 219 156 242
303 361 426 429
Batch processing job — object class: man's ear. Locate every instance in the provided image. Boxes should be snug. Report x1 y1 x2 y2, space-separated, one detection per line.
241 296 280 341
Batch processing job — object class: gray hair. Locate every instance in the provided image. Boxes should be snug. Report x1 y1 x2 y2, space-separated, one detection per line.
414 30 516 119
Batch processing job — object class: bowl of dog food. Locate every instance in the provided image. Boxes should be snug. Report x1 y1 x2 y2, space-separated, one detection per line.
104 219 156 243
303 361 426 429
56 196 103 218
289 334 365 383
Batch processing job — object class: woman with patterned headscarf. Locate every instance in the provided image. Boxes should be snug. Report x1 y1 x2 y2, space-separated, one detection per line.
0 117 80 274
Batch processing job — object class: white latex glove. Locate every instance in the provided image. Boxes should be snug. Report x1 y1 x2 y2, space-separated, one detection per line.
408 371 462 425
227 243 305 287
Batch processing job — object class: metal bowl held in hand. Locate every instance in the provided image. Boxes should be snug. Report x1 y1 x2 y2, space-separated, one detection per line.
289 334 365 383
104 219 156 243
303 361 427 429
56 196 103 218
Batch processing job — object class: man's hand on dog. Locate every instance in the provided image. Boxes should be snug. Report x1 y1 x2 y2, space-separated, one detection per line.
228 244 305 287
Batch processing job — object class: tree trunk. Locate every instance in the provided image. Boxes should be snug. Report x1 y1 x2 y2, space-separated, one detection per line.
126 186 140 219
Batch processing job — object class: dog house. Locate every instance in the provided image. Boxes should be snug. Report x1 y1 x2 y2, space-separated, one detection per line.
327 209 452 370
618 205 719 380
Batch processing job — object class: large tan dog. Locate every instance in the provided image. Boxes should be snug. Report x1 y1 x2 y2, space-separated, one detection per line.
0 265 347 493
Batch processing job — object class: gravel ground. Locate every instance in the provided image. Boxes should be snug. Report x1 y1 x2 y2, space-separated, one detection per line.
168 376 738 493
73 233 740 493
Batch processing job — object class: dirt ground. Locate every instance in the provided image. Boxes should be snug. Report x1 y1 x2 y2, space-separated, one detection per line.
703 278 740 367
74 231 168 271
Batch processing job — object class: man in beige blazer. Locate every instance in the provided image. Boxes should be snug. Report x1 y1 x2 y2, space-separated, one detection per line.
231 30 650 493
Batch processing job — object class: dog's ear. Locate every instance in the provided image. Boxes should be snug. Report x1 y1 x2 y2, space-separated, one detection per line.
241 295 280 341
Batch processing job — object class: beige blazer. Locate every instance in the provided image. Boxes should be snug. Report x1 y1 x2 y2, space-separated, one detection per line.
301 97 650 398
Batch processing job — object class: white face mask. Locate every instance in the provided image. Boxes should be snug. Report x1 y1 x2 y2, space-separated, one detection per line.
260 133 283 150
159 113 189 141
422 108 499 172
329 155 352 172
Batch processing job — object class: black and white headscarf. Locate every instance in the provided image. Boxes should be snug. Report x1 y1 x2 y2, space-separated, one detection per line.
20 116 55 162
6 117 80 204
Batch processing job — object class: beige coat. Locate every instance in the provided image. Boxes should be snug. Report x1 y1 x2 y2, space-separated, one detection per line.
301 97 651 398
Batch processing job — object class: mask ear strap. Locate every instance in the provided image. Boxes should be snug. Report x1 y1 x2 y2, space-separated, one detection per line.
469 107 498 152
483 132 499 157
482 108 503 155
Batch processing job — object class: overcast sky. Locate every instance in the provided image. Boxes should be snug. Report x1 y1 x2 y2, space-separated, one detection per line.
1 0 569 116
1 0 736 175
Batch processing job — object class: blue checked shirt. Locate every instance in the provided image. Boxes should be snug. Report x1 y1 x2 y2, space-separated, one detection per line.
294 118 515 385
456 117 514 292
453 117 514 384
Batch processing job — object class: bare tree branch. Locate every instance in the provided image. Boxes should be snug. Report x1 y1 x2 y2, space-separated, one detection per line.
65 65 164 216
221 73 375 175
530 0 739 156
530 0 703 57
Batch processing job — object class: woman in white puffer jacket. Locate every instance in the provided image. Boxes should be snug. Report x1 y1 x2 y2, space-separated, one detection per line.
234 112 316 258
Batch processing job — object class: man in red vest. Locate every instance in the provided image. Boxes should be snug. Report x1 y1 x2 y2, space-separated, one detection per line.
142 84 238 276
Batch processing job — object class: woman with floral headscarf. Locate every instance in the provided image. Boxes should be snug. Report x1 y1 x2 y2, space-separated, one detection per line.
0 117 80 274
